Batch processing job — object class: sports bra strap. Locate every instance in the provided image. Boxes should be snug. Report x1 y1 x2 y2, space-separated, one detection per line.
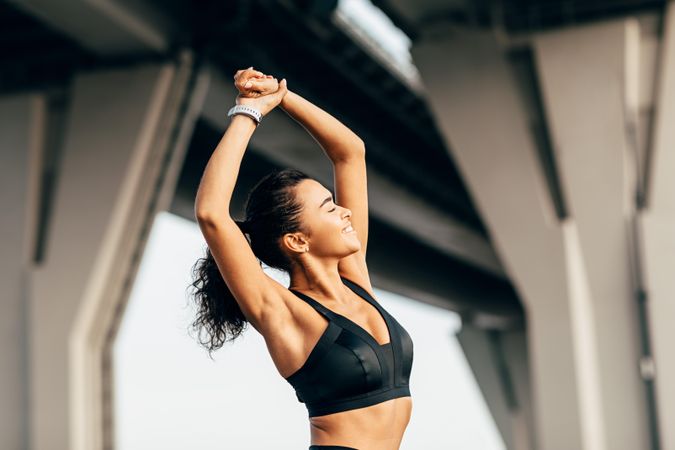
288 289 335 320
340 276 375 303
292 278 377 315
291 277 374 317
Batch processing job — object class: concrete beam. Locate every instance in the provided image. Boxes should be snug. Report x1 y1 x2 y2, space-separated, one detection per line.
9 0 173 55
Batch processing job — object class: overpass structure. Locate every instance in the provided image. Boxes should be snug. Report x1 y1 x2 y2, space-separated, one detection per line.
2 0 675 449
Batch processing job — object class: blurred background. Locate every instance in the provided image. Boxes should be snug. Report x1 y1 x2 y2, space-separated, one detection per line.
2 0 674 449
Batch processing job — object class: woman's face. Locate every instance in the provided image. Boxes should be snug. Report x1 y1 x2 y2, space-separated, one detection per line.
286 178 360 258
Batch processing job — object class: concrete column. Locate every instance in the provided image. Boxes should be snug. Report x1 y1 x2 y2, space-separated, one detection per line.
641 2 675 448
533 19 649 449
29 56 201 450
457 325 534 450
412 32 587 449
501 329 536 450
0 94 44 450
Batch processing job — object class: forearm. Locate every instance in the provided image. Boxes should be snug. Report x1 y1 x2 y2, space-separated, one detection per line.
194 115 257 219
280 90 365 162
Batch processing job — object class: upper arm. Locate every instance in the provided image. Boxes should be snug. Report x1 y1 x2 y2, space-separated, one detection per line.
333 148 371 284
195 215 290 330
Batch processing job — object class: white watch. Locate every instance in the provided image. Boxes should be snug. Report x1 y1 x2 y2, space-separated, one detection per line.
227 105 262 126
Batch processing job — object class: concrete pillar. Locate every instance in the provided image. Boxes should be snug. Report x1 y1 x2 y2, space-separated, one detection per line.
457 324 534 450
412 32 595 449
28 56 201 450
641 2 675 448
0 94 44 450
533 18 649 449
500 329 536 450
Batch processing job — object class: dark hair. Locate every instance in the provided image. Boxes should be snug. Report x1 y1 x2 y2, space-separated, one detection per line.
187 168 312 358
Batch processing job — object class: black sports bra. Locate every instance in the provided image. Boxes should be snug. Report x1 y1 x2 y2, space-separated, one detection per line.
284 276 414 417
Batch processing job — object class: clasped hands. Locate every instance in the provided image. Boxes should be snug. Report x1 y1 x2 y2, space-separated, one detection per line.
233 66 288 117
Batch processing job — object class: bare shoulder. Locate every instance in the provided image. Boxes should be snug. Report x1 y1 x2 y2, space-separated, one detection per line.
254 277 301 334
257 255 374 338
256 277 326 340
256 278 332 378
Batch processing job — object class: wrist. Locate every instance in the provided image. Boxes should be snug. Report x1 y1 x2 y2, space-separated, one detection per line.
229 114 258 131
279 89 294 110
228 104 262 126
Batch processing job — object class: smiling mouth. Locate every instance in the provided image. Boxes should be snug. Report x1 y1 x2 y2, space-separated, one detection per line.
342 224 355 233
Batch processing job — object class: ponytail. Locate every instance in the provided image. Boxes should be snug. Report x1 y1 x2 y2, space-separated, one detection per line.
187 168 311 358
187 224 249 359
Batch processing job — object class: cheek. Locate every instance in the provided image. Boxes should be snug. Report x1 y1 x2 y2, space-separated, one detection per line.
313 216 342 240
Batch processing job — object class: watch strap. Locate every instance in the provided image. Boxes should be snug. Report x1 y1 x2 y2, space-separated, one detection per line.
227 105 262 125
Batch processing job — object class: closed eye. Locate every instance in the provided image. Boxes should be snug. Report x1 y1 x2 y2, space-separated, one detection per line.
329 207 336 212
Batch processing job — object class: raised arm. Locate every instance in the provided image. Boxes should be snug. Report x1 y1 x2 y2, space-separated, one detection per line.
194 114 257 215
279 89 371 287
195 69 284 215
194 72 288 330
280 90 365 162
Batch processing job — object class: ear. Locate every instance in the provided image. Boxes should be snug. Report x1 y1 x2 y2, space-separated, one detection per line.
282 232 308 254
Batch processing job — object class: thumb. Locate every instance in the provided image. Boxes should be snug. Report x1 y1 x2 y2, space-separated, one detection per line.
276 78 288 97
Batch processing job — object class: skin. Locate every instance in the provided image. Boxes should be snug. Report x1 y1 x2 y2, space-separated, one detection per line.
233 69 413 449
282 180 413 450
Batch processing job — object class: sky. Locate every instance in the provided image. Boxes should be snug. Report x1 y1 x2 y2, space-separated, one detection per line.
113 211 505 449
335 0 422 86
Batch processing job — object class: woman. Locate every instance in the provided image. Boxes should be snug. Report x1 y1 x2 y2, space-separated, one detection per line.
190 67 414 450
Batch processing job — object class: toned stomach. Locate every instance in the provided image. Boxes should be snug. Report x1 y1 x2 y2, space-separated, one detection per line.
308 396 413 450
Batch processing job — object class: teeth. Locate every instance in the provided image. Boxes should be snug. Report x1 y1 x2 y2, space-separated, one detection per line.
343 225 354 233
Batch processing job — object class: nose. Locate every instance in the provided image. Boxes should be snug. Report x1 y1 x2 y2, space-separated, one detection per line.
342 207 352 219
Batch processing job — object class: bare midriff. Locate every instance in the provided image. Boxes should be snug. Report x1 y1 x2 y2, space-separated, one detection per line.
308 396 413 450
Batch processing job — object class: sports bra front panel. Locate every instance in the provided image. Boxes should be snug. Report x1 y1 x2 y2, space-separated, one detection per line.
284 276 414 417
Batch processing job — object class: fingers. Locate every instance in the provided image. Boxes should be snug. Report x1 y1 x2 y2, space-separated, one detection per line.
233 66 265 81
244 77 271 89
244 77 278 91
234 67 280 96
233 66 255 78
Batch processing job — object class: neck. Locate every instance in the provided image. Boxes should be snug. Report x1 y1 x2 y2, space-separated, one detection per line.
288 257 350 304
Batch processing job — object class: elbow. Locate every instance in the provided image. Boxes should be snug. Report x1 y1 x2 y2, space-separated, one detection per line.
332 140 366 164
344 138 366 160
195 209 222 226
195 200 231 223
194 206 209 222
195 210 235 231
195 198 232 224
353 138 366 154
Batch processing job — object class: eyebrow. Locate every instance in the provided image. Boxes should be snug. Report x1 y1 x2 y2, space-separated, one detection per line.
319 194 334 209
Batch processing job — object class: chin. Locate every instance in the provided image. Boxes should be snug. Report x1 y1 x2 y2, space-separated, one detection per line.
347 241 361 254
340 231 361 253
339 248 361 260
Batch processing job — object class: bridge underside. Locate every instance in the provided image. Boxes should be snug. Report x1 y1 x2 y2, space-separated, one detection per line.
3 1 675 449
